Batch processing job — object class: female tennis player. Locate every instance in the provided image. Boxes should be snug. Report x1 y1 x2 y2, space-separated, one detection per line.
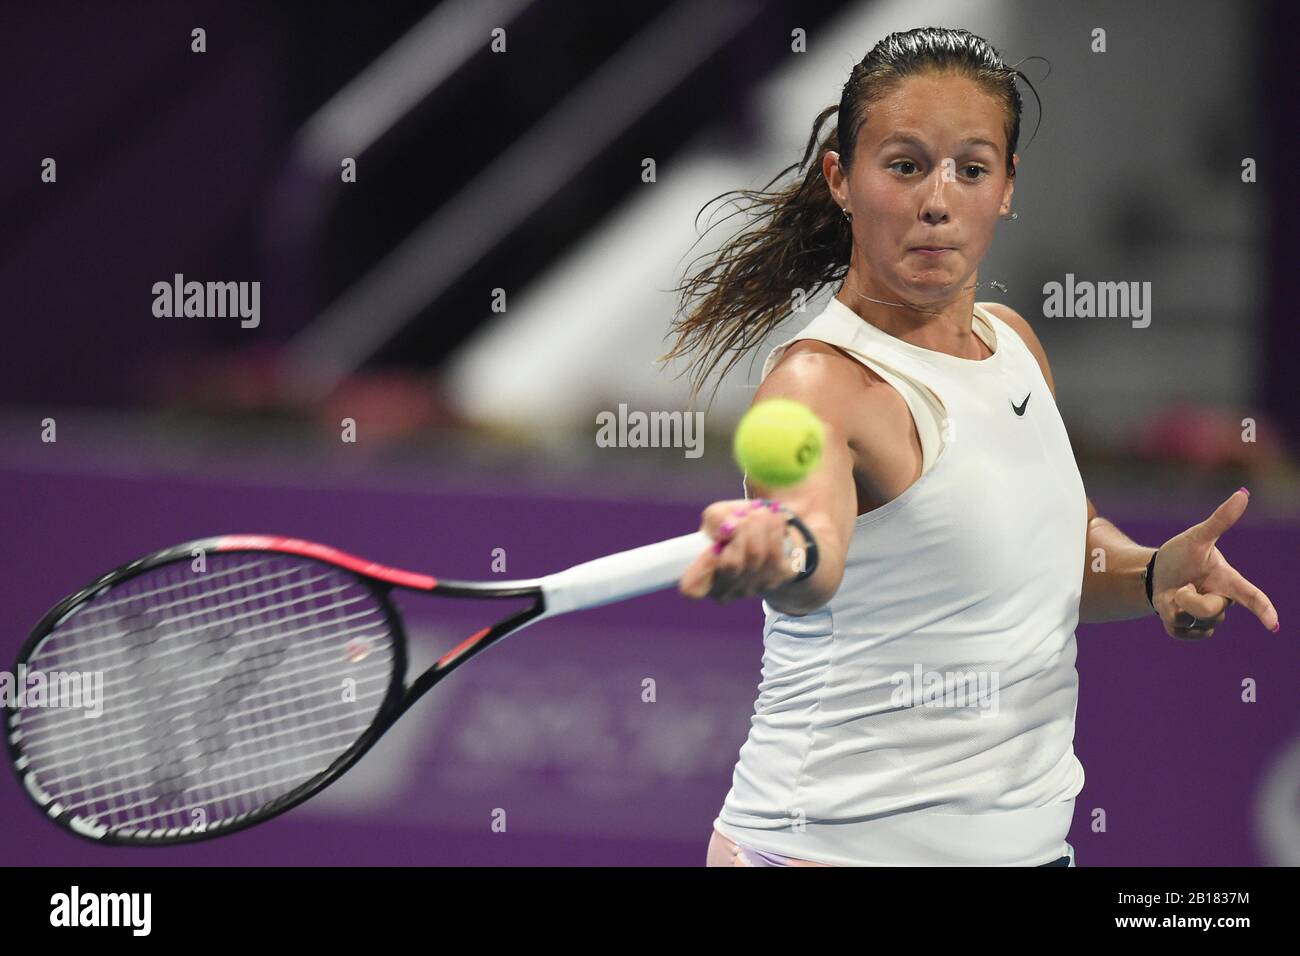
663 26 1280 867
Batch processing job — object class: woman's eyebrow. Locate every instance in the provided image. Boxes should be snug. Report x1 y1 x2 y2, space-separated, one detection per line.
876 132 1000 151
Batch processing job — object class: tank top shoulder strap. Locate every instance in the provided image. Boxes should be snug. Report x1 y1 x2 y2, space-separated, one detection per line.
970 302 1042 381
761 298 932 386
760 297 959 413
759 298 951 475
970 302 999 353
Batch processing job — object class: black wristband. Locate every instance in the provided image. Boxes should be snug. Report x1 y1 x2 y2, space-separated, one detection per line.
783 512 819 583
1143 550 1157 611
746 499 819 583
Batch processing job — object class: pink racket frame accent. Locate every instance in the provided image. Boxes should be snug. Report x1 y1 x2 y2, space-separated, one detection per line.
214 535 438 590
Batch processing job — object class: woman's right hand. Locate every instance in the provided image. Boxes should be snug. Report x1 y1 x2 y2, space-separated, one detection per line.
679 499 804 604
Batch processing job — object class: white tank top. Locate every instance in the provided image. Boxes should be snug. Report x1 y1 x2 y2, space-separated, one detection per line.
714 297 1087 866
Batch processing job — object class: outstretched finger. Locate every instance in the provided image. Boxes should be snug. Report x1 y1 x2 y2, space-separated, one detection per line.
1217 565 1280 632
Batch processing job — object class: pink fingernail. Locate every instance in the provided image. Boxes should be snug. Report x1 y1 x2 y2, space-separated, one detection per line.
712 540 724 554
720 521 735 536
1272 620 1280 633
768 501 781 512
1238 487 1250 497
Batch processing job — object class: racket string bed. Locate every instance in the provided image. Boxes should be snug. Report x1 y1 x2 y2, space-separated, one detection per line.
19 614 393 744
14 554 396 838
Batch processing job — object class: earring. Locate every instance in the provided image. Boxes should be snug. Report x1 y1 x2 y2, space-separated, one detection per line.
1001 210 1018 221
842 208 853 221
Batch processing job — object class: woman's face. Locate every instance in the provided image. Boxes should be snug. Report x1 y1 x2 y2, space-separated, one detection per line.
827 71 1017 304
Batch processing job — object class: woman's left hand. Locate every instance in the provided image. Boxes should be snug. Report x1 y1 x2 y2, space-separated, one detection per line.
1151 488 1280 639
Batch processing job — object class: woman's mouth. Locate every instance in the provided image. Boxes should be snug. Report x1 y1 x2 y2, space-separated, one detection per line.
908 246 955 257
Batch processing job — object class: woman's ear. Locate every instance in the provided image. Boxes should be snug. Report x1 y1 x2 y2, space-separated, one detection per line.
823 150 847 209
999 153 1019 213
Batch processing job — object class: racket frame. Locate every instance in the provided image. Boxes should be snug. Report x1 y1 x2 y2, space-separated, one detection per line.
5 536 547 846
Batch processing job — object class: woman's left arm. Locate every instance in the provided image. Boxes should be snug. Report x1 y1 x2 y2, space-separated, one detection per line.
1080 501 1155 624
1081 491 1278 634
983 304 1280 636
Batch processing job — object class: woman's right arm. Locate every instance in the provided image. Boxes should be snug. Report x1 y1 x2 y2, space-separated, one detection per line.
679 345 866 616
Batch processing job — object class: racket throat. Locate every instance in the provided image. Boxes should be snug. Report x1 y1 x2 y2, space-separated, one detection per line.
399 602 548 716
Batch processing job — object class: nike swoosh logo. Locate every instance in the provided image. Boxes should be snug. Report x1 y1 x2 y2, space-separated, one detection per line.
1012 392 1031 416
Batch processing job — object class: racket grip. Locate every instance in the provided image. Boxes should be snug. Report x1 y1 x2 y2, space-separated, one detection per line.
539 530 713 616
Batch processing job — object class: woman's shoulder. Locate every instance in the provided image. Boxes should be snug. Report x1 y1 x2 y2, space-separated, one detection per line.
758 338 915 450
762 338 898 402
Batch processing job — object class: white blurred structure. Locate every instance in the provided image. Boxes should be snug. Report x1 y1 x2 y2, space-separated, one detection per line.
446 0 1258 438
447 0 1003 432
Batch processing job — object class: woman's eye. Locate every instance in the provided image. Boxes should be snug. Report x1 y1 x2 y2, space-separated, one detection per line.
889 160 987 179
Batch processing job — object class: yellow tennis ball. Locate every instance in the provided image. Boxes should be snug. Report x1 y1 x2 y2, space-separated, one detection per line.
733 398 825 487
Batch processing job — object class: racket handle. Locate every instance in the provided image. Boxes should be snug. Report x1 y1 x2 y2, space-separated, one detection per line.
539 530 713 616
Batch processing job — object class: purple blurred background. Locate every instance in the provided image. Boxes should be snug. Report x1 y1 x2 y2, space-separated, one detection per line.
2 0 1297 865
3 458 1297 866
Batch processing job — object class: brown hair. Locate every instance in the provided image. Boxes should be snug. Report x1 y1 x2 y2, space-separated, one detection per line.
659 26 1042 408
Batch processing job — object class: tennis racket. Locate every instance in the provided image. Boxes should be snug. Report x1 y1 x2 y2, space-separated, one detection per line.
7 521 818 845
